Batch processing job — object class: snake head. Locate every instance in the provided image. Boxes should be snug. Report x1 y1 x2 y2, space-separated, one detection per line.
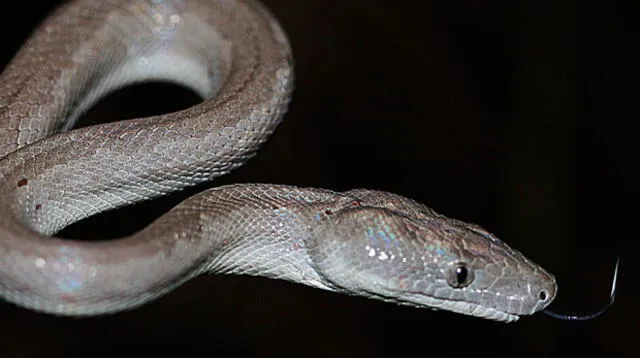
311 190 557 322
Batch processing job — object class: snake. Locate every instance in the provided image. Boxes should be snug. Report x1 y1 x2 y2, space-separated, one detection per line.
0 0 558 323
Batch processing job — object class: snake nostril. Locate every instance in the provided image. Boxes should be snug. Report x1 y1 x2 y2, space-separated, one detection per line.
538 290 548 301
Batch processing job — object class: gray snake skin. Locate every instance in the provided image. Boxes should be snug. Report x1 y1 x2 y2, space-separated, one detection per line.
0 0 556 322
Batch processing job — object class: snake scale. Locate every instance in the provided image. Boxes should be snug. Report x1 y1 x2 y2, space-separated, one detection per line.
0 0 557 322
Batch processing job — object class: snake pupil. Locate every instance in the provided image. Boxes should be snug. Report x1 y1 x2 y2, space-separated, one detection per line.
446 262 473 288
456 265 468 285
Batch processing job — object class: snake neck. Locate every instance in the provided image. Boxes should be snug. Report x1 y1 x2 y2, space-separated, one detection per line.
189 184 350 292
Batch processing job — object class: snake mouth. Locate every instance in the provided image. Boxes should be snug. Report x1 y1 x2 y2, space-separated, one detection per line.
419 297 520 322
446 302 520 322
387 291 521 322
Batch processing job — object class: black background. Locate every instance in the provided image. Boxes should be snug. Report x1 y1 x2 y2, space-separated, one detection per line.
0 1 635 357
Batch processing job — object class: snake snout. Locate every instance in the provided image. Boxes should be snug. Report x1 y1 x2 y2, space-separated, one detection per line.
477 258 558 317
524 270 557 314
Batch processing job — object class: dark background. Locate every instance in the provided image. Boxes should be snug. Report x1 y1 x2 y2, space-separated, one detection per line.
0 0 635 357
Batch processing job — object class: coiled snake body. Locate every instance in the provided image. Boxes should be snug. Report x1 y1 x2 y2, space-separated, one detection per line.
0 0 556 322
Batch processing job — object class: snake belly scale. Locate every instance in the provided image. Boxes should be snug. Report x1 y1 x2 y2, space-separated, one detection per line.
0 0 556 322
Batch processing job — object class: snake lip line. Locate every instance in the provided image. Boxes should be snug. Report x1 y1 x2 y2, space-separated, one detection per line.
381 289 521 322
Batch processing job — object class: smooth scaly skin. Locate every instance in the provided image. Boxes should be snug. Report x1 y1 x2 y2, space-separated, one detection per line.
0 0 557 322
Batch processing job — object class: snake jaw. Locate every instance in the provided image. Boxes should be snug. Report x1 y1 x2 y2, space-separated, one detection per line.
430 299 520 322
375 288 521 322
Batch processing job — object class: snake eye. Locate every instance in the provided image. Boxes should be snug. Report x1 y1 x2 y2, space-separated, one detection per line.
447 262 474 288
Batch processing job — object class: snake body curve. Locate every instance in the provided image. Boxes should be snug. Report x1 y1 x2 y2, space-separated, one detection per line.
0 0 557 322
